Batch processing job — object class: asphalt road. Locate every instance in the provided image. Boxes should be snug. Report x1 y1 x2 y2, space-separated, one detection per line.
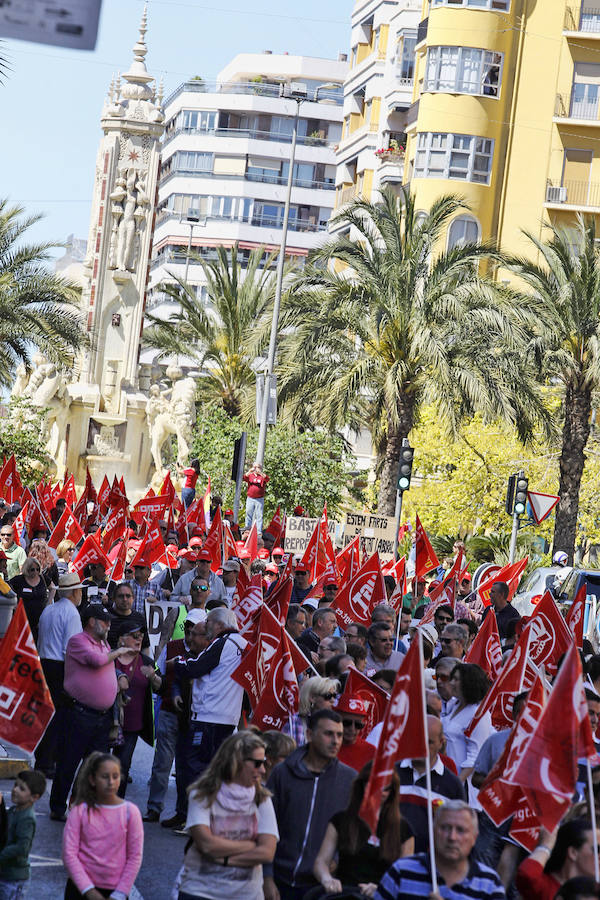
0 740 186 899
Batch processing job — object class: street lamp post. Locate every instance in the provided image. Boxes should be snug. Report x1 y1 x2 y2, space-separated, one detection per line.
181 208 203 285
255 82 337 466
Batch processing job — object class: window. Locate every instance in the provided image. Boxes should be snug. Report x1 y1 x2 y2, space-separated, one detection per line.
178 110 217 132
432 0 509 9
399 32 417 81
175 151 213 172
425 47 502 96
447 215 480 248
247 157 281 182
414 132 494 184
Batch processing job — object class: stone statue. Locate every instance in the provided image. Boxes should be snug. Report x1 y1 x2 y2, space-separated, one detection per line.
146 367 196 473
11 355 71 474
108 166 150 273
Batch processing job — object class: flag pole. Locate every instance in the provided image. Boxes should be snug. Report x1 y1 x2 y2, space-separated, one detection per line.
587 759 600 882
517 628 531 693
417 630 438 894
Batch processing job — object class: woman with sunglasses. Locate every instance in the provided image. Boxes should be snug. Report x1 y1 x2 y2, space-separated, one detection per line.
312 763 413 899
175 730 278 900
56 540 76 577
441 662 492 802
10 556 48 643
282 675 340 747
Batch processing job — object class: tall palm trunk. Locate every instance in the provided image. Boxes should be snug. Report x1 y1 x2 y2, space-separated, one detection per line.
553 380 592 562
378 393 415 516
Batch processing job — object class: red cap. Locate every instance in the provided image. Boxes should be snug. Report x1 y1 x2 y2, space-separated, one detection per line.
128 539 142 551
165 543 179 554
189 536 204 548
87 555 107 567
258 549 270 560
265 563 278 574
272 547 284 556
196 549 212 562
235 540 246 551
295 562 310 573
323 580 339 588
177 548 197 561
461 573 472 582
293 506 305 516
335 694 372 717
238 549 251 560
133 555 153 568
224 509 234 517
191 527 204 537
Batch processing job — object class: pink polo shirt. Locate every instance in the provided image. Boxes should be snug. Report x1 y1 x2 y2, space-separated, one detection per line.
64 631 118 711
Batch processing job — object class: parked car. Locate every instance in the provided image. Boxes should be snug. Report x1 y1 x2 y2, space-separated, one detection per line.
512 566 567 618
555 568 600 653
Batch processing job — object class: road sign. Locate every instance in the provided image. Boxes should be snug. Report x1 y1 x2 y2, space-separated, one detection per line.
527 490 560 525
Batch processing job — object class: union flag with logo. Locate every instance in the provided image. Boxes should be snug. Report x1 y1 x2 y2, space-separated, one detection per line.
333 552 386 628
465 609 502 679
414 514 440 578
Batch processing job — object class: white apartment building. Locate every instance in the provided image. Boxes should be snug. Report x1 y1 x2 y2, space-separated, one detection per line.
147 52 347 325
334 0 421 226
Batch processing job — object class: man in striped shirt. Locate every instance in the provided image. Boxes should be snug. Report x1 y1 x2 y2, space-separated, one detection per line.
375 800 505 900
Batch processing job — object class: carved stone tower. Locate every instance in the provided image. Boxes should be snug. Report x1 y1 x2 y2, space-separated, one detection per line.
65 9 164 492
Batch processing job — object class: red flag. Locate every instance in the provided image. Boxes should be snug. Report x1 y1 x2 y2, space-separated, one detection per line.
244 522 258 562
418 581 456 626
203 506 223 572
387 561 406 616
264 505 283 543
337 667 389 735
132 494 170 524
232 573 263 630
566 582 586 649
414 515 440 578
477 558 528 607
160 471 176 504
107 537 128 582
465 610 502 679
72 535 111 576
359 637 427 833
97 475 111 513
525 590 574 674
202 477 211 531
223 521 239 561
0 455 23 505
130 518 167 567
337 535 361 584
12 502 28 548
48 505 84 550
101 504 128 553
0 601 55 752
264 575 293 625
428 552 463 603
334 552 387 628
301 507 334 582
507 643 595 829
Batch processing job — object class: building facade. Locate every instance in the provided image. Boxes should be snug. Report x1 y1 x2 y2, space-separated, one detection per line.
334 0 421 222
404 0 600 256
147 52 347 323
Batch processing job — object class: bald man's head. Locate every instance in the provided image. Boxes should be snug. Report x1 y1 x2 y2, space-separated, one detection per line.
427 714 444 764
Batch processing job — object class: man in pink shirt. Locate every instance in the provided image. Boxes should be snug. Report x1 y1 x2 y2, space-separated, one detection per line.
49 604 130 821
243 460 269 532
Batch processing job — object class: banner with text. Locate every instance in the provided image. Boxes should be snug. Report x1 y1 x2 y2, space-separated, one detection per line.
145 600 187 662
343 512 397 562
284 516 338 556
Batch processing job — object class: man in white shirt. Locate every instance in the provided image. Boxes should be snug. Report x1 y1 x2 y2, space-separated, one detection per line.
35 572 84 776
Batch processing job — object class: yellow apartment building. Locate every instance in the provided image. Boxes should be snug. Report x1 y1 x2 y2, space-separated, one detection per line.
403 0 600 255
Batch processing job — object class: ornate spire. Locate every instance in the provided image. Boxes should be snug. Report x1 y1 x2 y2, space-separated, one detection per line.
121 5 154 101
157 76 164 107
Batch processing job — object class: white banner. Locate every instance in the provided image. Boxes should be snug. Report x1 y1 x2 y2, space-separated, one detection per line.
284 516 338 556
343 512 396 561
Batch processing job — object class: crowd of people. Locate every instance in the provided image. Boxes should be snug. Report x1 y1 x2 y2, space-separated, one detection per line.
0 467 599 900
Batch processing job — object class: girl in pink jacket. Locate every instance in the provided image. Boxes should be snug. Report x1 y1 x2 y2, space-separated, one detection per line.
62 752 143 899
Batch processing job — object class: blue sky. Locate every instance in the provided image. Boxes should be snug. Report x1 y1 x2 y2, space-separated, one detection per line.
0 0 350 255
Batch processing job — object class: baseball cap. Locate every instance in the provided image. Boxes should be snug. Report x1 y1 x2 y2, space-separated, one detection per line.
265 563 278 575
293 505 305 516
118 620 145 637
81 604 111 623
335 694 371 717
177 548 197 562
272 547 284 557
460 573 472 583
238 549 251 560
223 559 241 572
189 537 204 549
186 608 207 625
224 509 234 517
295 562 310 573
258 549 270 560
418 623 439 648
196 550 212 562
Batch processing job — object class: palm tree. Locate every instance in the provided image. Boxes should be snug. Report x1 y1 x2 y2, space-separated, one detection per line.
276 188 546 515
505 215 600 562
0 199 86 384
144 244 280 418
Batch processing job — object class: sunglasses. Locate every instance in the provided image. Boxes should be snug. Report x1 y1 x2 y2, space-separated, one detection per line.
440 637 456 644
321 692 337 701
433 673 451 683
342 719 364 730
0 533 12 538
436 617 453 624
29 565 41 572
191 585 209 592
245 757 266 768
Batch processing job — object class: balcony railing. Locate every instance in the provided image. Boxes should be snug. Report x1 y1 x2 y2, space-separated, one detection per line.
159 167 335 191
154 209 327 232
338 185 359 205
555 91 600 122
564 6 600 31
164 80 343 108
546 179 600 208
406 99 420 126
163 125 334 151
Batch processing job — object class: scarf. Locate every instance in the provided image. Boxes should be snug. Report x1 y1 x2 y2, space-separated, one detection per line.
216 782 256 815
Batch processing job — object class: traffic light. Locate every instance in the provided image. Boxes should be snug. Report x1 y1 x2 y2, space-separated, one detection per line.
514 473 529 516
397 444 414 492
505 474 516 515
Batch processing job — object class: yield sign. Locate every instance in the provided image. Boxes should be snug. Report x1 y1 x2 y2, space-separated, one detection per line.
527 490 560 525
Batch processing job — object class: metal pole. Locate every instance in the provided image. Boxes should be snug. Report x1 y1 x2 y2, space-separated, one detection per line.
255 101 300 466
233 432 247 524
393 490 403 561
509 511 520 564
184 221 193 285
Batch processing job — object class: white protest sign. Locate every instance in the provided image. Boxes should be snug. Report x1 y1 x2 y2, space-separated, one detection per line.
0 0 102 50
343 512 397 561
145 600 186 662
284 516 338 556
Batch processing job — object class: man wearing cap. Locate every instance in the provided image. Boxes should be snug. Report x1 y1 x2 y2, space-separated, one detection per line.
170 549 227 604
336 695 376 772
221 558 240 604
291 562 312 605
122 555 165 614
243 461 269 532
35 573 84 777
49 604 131 820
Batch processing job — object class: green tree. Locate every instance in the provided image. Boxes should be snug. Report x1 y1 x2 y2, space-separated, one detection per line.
188 404 354 519
276 188 546 516
144 244 280 418
505 216 600 562
0 399 51 484
0 200 86 384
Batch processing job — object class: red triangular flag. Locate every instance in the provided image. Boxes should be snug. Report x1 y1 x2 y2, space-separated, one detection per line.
465 609 502 679
525 590 574 675
566 582 586 649
71 534 111 576
203 506 223 572
334 552 387 628
477 557 528 607
48 504 84 550
244 522 258 562
414 514 440 578
336 667 389 735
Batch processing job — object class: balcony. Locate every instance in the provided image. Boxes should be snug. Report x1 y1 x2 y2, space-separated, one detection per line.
378 154 405 185
159 167 335 191
554 91 600 124
337 185 360 206
545 179 600 210
406 99 420 127
163 125 333 151
164 80 343 109
564 6 600 34
154 209 327 233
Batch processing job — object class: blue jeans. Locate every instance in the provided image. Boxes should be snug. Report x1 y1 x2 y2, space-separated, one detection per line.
181 487 196 509
147 709 186 816
0 881 29 900
245 496 264 532
50 702 112 816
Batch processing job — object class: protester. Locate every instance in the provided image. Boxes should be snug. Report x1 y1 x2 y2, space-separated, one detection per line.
297 608 337 661
243 461 269 532
285 604 308 643
81 557 109 607
290 563 312 606
0 524 26 580
433 604 454 636
262 732 297 781
335 694 376 771
374 800 505 900
345 623 368 647
312 764 414 897
27 538 59 592
483 581 521 642
433 656 456 712
283 676 340 746
10 557 47 643
436 623 468 661
62 752 143 900
266 709 355 900
365 622 405 675
107 582 148 649
171 549 227 604
0 770 46 899
221 558 240 604
35 572 84 777
318 635 346 663
441 663 493 791
55 540 76 577
556 878 600 900
178 458 201 509
516 819 598 900
49 604 130 821
122 556 165 612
